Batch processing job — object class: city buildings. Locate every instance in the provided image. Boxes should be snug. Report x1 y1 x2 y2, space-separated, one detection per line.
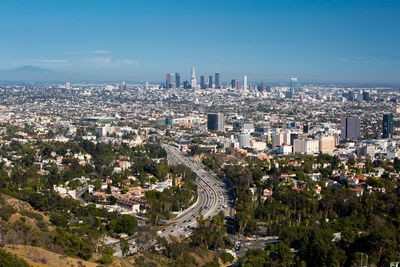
208 75 213 88
166 73 175 89
215 72 221 89
190 67 197 89
238 133 250 148
200 75 206 89
341 116 360 140
175 73 181 88
382 113 393 139
294 139 319 155
207 113 224 131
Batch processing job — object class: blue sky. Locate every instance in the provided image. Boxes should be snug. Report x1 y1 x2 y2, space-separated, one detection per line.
0 0 399 82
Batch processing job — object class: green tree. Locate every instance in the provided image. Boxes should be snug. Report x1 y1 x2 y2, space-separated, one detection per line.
120 238 129 258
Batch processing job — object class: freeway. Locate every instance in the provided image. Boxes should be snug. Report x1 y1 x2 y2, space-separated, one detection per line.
159 144 232 238
112 144 234 256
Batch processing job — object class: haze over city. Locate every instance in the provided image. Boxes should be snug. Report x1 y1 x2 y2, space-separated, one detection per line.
0 0 399 82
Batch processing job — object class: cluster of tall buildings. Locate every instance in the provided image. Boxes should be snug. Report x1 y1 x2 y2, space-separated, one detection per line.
344 90 372 102
165 67 221 89
164 68 298 93
340 113 394 141
285 78 299 98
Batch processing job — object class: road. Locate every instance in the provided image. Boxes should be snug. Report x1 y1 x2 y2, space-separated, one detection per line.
113 144 234 256
159 143 232 238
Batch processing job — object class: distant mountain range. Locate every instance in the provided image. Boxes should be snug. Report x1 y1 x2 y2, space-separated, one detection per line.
0 66 67 81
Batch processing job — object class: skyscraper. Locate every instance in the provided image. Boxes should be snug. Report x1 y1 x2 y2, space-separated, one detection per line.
215 72 221 89
235 80 241 91
243 75 247 91
166 73 175 89
200 75 206 89
183 80 191 89
259 81 266 92
208 75 213 88
347 91 355 101
290 78 298 93
175 73 180 88
382 113 393 139
65 82 71 90
362 91 370 102
207 113 224 131
341 116 360 140
231 79 236 89
190 67 197 89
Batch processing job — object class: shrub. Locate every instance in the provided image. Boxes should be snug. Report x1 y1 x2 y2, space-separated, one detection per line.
220 251 234 263
0 205 16 221
0 248 30 267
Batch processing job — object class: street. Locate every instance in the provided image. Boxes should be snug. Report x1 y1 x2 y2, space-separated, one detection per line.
159 143 233 238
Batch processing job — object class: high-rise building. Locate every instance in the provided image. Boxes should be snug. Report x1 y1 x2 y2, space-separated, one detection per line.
166 73 175 89
271 133 284 148
290 133 299 146
319 136 336 154
183 80 191 89
340 116 360 140
243 75 247 91
208 75 213 88
215 72 221 89
286 77 297 98
65 82 71 90
200 75 206 89
231 79 236 89
119 81 127 90
238 133 251 148
190 67 197 89
207 113 224 131
347 91 355 101
290 78 298 93
382 113 393 139
294 139 319 155
362 91 370 102
175 73 180 88
235 80 241 90
303 124 309 134
258 81 266 92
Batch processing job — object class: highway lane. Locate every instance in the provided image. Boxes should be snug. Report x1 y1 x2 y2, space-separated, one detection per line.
113 145 232 255
159 144 231 238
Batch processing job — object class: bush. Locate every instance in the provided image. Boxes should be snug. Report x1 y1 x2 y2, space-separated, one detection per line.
0 248 30 267
50 212 70 227
109 214 138 236
220 251 234 263
0 205 16 221
53 228 94 260
20 210 43 221
97 254 113 264
97 247 113 264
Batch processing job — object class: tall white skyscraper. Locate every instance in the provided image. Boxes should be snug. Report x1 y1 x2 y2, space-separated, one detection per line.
65 82 71 90
243 75 247 91
190 67 197 89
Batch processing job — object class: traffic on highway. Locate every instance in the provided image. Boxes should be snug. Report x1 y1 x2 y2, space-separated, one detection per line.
159 144 233 238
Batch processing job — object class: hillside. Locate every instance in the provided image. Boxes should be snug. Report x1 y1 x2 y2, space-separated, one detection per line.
4 245 98 267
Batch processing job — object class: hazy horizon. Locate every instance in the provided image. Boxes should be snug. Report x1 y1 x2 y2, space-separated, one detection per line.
0 0 399 82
